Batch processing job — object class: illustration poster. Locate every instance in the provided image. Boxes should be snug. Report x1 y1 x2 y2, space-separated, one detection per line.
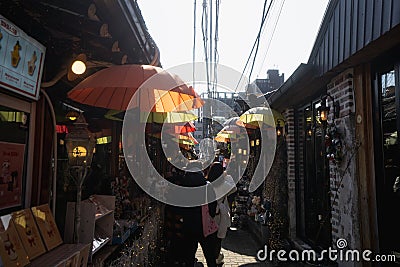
0 214 30 267
0 142 25 210
0 15 45 100
11 209 46 260
31 205 63 251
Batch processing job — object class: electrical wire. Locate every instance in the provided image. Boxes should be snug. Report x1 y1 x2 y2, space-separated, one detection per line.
212 0 220 96
234 0 273 91
257 0 286 77
247 0 275 85
201 0 210 96
193 0 197 86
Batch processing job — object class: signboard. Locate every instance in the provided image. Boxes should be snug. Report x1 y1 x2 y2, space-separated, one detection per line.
0 15 45 100
0 142 25 210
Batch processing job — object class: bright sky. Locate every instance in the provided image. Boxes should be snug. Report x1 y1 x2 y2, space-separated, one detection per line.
138 0 329 91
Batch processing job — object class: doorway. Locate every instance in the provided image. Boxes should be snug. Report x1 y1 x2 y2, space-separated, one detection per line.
374 65 400 259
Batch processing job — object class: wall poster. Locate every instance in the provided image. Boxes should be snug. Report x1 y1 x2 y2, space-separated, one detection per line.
0 142 25 210
0 14 45 100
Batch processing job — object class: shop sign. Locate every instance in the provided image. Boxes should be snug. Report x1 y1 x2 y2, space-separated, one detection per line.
0 15 45 100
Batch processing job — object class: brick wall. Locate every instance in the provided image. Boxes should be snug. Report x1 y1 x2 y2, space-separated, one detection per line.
326 69 361 266
284 108 296 238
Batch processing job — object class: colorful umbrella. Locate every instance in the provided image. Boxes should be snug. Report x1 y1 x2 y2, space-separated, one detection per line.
214 125 246 143
238 107 284 128
149 131 198 145
67 64 204 112
104 109 197 123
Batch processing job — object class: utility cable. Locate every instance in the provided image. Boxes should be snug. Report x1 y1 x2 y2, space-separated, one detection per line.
234 0 273 91
248 0 274 85
193 0 197 87
257 0 285 77
212 0 220 96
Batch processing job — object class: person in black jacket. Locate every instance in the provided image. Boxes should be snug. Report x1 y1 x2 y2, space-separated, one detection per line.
179 160 217 267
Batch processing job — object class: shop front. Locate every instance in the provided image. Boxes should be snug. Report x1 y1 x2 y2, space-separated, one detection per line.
267 0 400 265
0 14 45 215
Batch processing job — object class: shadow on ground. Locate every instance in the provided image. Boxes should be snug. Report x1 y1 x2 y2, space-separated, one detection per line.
221 228 265 257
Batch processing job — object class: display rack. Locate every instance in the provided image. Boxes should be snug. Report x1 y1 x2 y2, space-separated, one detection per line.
64 195 115 263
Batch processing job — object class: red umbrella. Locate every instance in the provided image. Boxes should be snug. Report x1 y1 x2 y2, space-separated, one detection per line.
67 64 203 112
173 121 196 134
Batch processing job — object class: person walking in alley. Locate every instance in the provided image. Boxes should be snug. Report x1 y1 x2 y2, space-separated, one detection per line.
179 160 218 267
206 162 237 266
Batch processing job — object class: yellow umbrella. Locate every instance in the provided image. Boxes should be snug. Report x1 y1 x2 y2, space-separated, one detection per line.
105 109 197 123
238 107 284 128
214 125 245 143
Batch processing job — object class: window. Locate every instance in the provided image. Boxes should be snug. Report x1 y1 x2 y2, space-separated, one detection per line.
374 66 400 256
0 105 29 211
296 100 332 249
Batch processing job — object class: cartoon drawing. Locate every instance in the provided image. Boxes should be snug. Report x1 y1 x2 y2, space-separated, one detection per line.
1 160 11 184
44 219 54 238
25 224 36 247
11 41 21 68
3 233 18 261
10 171 18 191
28 51 37 75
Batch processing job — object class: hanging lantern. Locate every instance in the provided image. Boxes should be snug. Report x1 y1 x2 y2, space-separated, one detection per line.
276 119 283 137
318 97 329 123
65 114 96 168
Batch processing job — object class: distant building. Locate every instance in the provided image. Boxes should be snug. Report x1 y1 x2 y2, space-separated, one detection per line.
234 69 284 115
246 69 284 96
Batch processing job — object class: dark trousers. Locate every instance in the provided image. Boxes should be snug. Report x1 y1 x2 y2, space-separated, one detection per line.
182 231 217 267
215 237 222 258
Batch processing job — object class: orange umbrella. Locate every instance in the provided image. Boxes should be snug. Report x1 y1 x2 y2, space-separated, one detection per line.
67 64 203 112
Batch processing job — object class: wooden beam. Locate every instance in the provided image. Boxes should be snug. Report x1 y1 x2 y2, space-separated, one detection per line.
354 64 380 259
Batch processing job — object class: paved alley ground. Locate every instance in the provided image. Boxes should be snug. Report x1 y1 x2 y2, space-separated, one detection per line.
195 228 309 267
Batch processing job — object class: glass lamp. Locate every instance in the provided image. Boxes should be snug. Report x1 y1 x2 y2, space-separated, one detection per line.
318 98 329 123
65 114 95 168
276 119 284 137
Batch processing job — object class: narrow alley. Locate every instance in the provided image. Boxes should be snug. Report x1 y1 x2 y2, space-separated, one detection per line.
195 228 308 267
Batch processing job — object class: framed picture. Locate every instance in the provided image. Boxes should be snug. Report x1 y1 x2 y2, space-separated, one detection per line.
0 214 30 267
11 209 46 260
31 205 63 251
0 142 25 210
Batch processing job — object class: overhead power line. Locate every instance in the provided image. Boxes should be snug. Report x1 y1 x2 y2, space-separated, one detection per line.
257 0 286 77
235 0 274 91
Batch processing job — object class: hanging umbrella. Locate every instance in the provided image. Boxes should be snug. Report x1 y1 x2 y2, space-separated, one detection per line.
223 117 237 126
149 131 198 145
214 125 245 143
176 121 196 134
67 64 204 112
238 107 284 128
223 116 245 127
104 109 197 124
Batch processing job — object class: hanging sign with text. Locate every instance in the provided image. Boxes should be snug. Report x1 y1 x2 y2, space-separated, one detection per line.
0 14 46 100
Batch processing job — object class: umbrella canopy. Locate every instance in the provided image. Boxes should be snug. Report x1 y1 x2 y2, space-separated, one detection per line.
214 125 245 143
174 121 196 134
67 64 204 111
104 109 197 124
223 116 244 127
238 107 284 128
149 131 198 145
